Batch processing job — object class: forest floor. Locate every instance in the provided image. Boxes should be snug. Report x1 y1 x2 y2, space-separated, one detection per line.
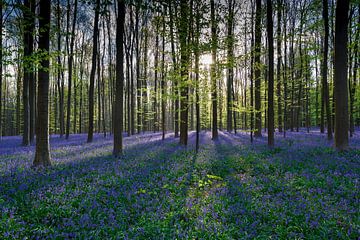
0 130 359 239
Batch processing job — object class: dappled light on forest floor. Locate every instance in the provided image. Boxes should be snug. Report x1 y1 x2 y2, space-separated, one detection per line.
0 130 359 238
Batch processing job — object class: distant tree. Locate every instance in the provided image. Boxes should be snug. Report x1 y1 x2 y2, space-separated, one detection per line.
113 0 125 156
226 0 234 133
87 0 100 143
33 0 51 167
334 0 350 150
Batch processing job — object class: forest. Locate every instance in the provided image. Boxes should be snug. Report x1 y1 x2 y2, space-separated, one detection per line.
0 0 359 238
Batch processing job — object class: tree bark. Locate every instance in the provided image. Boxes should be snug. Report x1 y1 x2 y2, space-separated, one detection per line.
322 0 333 140
65 0 78 139
334 0 350 150
23 0 34 146
33 0 51 167
276 0 283 133
254 0 262 137
113 0 125 156
211 0 218 140
87 0 100 143
169 0 179 138
0 0 2 140
226 0 234 133
179 0 189 145
267 0 274 147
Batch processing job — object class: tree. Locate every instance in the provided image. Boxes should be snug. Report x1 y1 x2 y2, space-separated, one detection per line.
169 0 179 138
211 0 218 140
113 0 125 156
276 0 283 133
254 0 262 137
161 4 166 140
322 0 333 140
56 0 65 138
22 0 35 146
179 0 189 146
87 0 100 143
334 0 350 150
267 0 274 147
0 0 3 140
65 0 78 139
33 0 51 167
226 0 234 133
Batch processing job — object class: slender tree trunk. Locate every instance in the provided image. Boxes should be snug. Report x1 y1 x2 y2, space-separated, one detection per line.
322 0 333 140
113 0 125 156
254 0 262 137
129 5 135 136
334 0 350 150
169 0 179 137
211 0 218 140
161 6 166 140
226 0 234 133
87 0 100 143
195 3 200 151
56 0 65 138
276 0 283 133
33 0 51 167
0 0 2 140
250 1 255 142
267 0 274 147
142 28 148 132
179 0 189 145
349 6 359 137
135 2 141 134
154 17 159 133
65 0 78 139
23 0 33 146
97 40 102 134
283 2 287 137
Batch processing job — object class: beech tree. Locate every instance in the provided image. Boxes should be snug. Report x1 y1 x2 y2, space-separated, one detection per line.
33 0 51 167
334 0 350 150
113 0 125 156
267 0 274 147
87 0 100 143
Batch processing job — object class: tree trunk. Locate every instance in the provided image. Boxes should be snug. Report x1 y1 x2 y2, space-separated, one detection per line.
23 0 34 146
0 0 2 140
211 0 218 140
33 0 51 167
56 0 65 138
276 0 283 133
334 0 350 150
322 0 333 140
113 0 125 156
254 0 262 137
169 0 179 138
87 0 100 143
226 0 234 133
65 0 78 139
162 6 166 140
267 0 274 147
179 0 189 145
